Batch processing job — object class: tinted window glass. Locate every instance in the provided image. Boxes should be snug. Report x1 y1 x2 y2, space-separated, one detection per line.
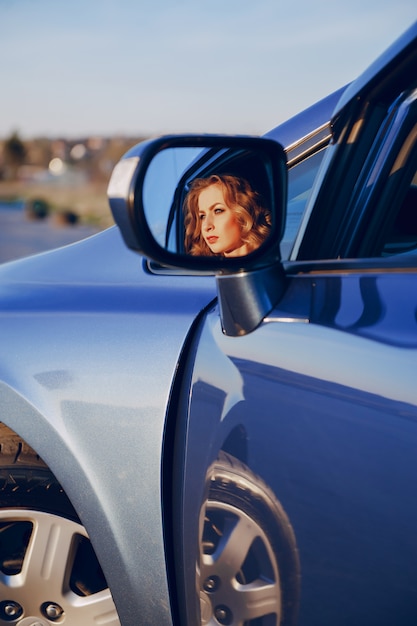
281 148 326 259
351 90 417 260
380 169 417 257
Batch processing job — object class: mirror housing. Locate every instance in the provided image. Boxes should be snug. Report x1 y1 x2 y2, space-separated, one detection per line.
107 134 287 274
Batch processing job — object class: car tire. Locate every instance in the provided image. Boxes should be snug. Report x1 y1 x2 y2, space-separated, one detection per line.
199 451 300 626
0 423 120 625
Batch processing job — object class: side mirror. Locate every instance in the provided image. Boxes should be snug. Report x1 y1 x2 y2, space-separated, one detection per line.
107 135 287 274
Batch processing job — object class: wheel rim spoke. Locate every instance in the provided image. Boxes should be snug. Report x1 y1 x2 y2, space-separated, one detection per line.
201 500 281 625
208 512 259 578
0 509 120 625
234 580 281 621
23 512 76 595
64 588 120 624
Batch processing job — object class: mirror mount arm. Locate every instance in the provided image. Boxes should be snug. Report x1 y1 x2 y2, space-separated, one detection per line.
216 262 286 336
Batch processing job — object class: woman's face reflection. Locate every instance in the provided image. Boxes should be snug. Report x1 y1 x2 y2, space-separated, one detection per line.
184 174 271 257
197 184 250 257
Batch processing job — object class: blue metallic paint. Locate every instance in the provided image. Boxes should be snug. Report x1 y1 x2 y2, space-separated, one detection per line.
0 227 216 625
0 86 341 624
178 269 417 624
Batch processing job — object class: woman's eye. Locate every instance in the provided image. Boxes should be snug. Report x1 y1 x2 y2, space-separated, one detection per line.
199 214 205 221
214 207 224 214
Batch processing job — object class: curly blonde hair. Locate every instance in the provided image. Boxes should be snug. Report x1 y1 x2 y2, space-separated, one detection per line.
183 174 271 256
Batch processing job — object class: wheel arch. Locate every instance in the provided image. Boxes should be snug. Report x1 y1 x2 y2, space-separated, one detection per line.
0 380 167 626
0 382 100 519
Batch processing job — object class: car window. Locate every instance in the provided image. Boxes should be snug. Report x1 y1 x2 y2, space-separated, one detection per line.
281 147 327 259
356 91 417 259
379 168 417 257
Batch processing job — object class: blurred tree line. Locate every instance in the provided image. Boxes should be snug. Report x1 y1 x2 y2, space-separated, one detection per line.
0 130 146 183
2 131 27 179
0 130 147 227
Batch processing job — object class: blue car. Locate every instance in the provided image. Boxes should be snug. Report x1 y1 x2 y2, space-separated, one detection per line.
0 21 416 626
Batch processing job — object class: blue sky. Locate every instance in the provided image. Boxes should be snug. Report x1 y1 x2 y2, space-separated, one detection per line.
1 1 416 138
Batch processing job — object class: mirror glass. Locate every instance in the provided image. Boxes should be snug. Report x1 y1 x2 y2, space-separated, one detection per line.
142 145 274 258
143 147 203 247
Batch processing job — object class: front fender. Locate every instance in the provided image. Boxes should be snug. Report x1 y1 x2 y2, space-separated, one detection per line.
0 229 216 625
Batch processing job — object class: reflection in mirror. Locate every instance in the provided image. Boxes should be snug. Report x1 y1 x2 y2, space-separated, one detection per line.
142 145 274 257
183 174 271 257
143 147 204 247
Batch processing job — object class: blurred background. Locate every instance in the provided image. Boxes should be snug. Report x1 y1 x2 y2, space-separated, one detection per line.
1 0 415 263
0 133 142 262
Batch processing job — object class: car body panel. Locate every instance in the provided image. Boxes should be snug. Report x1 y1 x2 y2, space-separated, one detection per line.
169 21 417 626
0 227 216 624
0 89 336 623
177 269 417 624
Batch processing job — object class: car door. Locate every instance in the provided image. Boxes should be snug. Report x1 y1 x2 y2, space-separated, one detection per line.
171 24 417 626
